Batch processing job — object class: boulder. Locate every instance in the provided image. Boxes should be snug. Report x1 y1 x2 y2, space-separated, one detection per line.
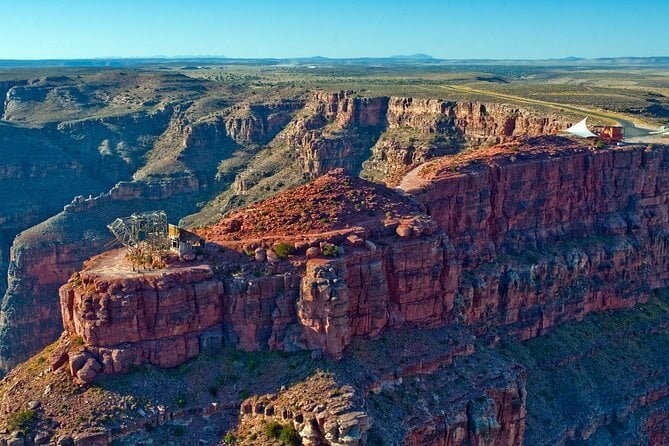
306 247 321 258
396 225 413 238
76 357 102 383
254 248 267 262
266 250 280 263
48 345 68 371
345 234 364 247
68 351 89 375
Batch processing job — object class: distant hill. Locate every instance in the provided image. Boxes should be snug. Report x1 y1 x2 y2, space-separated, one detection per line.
1 55 668 69
390 53 435 60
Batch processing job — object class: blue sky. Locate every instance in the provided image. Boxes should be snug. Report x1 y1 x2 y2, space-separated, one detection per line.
1 0 666 59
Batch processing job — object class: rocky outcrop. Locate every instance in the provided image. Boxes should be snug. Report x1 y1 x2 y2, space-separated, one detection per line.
60 253 224 376
59 222 447 371
237 372 370 446
58 143 669 373
224 100 303 145
0 173 212 371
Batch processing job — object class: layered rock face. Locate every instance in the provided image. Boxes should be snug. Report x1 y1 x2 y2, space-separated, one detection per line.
281 92 569 184
59 143 669 387
59 216 447 378
450 101 565 141
402 370 526 446
404 140 669 338
297 234 447 357
224 100 304 146
282 93 389 177
60 253 223 375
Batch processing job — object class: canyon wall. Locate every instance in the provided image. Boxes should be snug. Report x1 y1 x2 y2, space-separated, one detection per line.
0 98 303 371
406 143 669 338
58 214 448 380
280 92 569 184
0 177 212 371
59 143 669 377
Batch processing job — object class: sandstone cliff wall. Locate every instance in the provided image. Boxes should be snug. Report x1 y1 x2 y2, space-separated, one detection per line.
408 145 669 338
59 145 669 376
0 175 212 371
283 93 569 183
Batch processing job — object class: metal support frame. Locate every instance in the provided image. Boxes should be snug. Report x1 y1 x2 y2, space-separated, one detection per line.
107 211 169 252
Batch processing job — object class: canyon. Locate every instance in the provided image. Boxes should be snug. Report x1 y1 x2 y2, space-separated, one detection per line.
40 137 669 444
0 86 570 371
1 66 668 445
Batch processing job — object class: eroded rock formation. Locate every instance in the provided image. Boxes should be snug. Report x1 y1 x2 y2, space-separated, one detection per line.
58 141 669 394
1 89 572 372
237 372 370 446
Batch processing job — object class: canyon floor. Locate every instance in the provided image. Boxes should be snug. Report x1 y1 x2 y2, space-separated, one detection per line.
0 60 668 445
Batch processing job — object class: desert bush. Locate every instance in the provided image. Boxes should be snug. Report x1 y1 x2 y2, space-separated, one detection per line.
322 243 339 257
6 409 35 434
274 242 295 259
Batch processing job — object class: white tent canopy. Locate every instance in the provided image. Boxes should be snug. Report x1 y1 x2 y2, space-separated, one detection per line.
565 117 598 138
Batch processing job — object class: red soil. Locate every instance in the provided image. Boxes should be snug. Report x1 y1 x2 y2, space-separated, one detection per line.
200 169 421 241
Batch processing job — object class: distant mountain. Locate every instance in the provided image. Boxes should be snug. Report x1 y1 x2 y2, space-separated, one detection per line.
390 53 435 60
1 55 668 69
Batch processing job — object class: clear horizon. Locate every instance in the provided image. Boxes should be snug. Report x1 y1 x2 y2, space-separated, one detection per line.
1 0 666 60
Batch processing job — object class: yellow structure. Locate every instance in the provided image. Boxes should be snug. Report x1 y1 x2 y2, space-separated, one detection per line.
168 224 205 257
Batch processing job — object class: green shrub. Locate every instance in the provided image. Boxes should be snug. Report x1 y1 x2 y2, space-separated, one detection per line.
245 358 257 371
264 421 300 445
224 432 235 444
274 243 295 259
175 393 187 408
265 420 283 438
279 424 300 446
6 409 35 435
173 425 184 437
322 244 339 257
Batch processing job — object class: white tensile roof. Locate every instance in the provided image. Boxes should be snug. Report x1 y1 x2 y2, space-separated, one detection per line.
565 117 598 138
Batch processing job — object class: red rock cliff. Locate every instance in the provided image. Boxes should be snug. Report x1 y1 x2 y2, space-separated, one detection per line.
402 138 669 337
58 143 669 379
